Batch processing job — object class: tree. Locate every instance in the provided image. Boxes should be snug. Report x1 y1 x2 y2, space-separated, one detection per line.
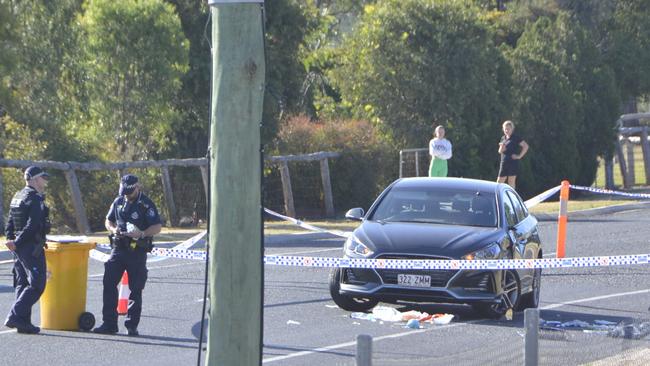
262 0 316 145
162 0 211 159
0 0 89 162
506 50 581 196
329 0 512 179
513 14 619 188
0 0 16 109
0 115 48 229
607 0 650 100
78 0 189 161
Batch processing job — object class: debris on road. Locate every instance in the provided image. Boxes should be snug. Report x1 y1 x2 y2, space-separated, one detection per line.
348 306 454 327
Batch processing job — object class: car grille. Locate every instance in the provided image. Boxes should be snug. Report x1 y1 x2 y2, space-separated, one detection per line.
344 268 379 284
452 272 492 291
375 254 458 287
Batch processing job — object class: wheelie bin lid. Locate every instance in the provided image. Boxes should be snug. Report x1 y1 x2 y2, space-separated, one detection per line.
45 235 96 252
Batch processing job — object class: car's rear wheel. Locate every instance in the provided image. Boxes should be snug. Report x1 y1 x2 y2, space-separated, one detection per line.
328 268 379 312
472 270 521 318
518 267 541 310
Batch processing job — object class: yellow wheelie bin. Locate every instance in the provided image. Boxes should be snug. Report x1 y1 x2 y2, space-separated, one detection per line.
40 241 96 331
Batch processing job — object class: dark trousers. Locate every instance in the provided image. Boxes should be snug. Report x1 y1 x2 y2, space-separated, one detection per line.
8 243 47 324
101 248 148 329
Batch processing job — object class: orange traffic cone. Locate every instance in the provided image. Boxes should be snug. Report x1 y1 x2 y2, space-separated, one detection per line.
117 271 130 315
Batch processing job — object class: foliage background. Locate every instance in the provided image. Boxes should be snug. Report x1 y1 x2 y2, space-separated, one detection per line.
1 0 650 229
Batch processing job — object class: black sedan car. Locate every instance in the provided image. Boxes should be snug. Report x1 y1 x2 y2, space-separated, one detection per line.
329 177 542 318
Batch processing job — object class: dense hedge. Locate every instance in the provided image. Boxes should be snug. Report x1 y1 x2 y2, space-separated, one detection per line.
270 115 397 215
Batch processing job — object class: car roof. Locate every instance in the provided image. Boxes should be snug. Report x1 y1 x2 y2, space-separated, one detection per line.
392 177 501 194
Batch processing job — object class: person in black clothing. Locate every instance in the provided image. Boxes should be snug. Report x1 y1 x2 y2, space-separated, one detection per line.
497 120 529 189
4 166 51 334
93 174 162 336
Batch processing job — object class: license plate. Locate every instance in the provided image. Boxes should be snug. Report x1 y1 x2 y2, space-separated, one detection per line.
397 274 431 287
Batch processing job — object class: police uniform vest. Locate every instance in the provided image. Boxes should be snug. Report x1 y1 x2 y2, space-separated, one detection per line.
109 194 159 251
9 187 50 234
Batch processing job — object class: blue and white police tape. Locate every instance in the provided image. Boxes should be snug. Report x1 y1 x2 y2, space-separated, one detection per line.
264 253 649 270
570 184 650 200
524 185 561 209
89 231 207 262
264 207 351 239
92 243 206 261
150 247 206 260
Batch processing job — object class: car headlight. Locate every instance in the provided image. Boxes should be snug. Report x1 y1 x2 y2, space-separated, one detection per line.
344 236 374 257
462 243 500 260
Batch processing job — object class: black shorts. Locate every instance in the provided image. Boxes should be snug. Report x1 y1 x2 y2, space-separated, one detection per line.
498 160 519 177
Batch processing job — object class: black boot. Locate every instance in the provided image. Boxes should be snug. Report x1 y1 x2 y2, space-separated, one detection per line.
93 323 118 334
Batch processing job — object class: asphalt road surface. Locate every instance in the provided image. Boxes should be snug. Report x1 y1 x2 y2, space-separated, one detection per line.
1 207 649 365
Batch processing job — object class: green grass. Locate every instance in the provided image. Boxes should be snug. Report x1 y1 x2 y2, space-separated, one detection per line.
264 220 357 235
527 199 633 215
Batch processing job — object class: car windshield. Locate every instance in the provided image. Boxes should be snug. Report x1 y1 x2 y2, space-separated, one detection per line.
369 186 497 227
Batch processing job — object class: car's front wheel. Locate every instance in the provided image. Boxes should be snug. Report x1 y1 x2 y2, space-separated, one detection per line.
328 268 379 312
472 269 521 318
518 267 541 310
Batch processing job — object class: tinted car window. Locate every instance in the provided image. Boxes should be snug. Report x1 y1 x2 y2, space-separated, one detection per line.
370 187 496 227
502 193 518 227
506 191 527 222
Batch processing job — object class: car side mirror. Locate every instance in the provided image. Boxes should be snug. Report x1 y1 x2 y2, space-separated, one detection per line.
345 208 364 221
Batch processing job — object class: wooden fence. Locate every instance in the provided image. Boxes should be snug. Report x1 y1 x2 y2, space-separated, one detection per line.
398 147 428 178
266 151 340 218
604 113 650 189
0 151 339 233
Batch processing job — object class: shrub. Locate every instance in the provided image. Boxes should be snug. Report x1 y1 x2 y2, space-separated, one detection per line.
271 115 397 215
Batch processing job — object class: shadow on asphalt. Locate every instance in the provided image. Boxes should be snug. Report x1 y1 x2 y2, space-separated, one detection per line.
39 330 201 349
191 319 207 343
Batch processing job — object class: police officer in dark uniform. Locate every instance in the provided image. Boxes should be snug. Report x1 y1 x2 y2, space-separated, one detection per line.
3 166 51 334
93 174 161 336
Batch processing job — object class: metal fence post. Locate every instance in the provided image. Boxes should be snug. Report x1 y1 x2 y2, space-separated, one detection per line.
524 308 539 366
356 334 372 366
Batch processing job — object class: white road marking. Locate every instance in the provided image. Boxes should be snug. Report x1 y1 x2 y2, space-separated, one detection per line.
541 288 650 310
263 322 468 364
262 287 650 363
0 329 16 335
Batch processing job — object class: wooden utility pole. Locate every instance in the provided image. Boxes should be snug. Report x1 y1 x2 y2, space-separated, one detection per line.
206 1 264 365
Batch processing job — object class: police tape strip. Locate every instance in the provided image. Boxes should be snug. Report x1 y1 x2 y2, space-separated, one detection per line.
92 244 207 261
89 231 207 262
150 247 206 260
264 253 650 270
570 184 650 200
524 185 561 209
264 208 351 239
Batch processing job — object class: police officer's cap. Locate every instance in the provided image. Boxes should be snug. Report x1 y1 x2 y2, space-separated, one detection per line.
119 174 139 195
24 166 50 181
